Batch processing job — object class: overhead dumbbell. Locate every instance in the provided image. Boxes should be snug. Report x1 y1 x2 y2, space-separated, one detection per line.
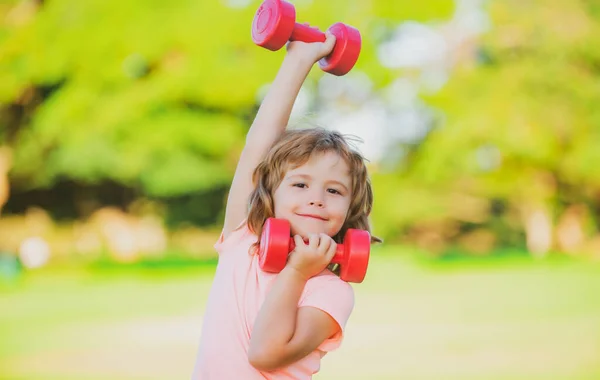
258 217 371 283
251 0 362 76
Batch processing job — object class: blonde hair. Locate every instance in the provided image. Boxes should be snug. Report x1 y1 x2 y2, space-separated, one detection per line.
246 127 381 253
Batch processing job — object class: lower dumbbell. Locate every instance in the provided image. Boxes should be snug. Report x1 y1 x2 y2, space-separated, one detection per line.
258 217 370 283
251 0 361 76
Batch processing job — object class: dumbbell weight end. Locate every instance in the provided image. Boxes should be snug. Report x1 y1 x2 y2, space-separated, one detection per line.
251 0 361 76
258 218 370 283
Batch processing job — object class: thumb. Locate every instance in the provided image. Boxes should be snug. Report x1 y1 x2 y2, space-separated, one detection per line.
293 234 305 249
324 31 336 50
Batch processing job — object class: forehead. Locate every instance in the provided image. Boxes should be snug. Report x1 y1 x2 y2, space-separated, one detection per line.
285 151 351 183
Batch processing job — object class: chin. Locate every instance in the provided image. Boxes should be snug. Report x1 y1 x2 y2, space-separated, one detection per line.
290 224 340 239
290 226 319 238
289 223 322 237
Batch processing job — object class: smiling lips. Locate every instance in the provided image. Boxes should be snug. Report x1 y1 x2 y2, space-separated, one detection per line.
297 213 328 221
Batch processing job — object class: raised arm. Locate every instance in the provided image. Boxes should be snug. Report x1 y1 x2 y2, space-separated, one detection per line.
221 34 336 239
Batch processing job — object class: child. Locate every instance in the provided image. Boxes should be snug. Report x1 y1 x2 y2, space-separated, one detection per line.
192 32 379 379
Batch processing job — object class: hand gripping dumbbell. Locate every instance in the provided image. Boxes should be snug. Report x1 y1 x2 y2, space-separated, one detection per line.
251 0 362 76
258 217 371 283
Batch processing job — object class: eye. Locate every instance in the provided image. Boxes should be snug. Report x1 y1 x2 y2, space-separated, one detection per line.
327 188 342 195
293 183 307 189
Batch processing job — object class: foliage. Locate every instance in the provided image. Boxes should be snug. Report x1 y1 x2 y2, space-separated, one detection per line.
0 0 453 194
376 0 600 254
3 0 600 257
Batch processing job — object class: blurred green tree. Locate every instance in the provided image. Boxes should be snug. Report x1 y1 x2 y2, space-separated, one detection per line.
374 0 600 255
0 0 453 226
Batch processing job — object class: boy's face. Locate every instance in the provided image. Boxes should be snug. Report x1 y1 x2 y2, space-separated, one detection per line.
272 151 352 239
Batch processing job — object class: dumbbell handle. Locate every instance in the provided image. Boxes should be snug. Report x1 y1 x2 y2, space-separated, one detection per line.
287 238 346 264
290 23 327 44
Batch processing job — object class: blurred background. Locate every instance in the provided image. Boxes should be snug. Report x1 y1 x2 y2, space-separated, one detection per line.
1 0 600 379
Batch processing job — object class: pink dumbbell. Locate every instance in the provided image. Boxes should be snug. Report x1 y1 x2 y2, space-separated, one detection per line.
258 218 371 283
251 0 362 76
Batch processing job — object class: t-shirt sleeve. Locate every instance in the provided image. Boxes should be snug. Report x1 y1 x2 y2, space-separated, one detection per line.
213 221 252 255
298 272 355 352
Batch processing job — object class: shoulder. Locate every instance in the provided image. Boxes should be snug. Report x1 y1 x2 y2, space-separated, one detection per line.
298 271 356 352
300 270 355 314
305 270 354 293
213 221 257 254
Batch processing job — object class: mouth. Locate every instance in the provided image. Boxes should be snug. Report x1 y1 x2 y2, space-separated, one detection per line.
297 213 328 221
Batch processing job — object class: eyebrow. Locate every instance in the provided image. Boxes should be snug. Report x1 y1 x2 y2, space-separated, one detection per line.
286 174 350 192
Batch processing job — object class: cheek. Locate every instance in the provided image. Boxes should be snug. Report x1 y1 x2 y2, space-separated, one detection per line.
332 198 352 220
272 188 294 213
272 185 284 204
272 194 283 213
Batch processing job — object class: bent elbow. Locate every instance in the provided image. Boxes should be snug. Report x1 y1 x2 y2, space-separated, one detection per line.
247 346 281 372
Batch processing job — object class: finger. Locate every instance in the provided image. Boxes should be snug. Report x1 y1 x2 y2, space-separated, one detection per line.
321 34 336 55
308 233 320 251
325 31 336 45
325 239 337 262
293 234 305 250
318 233 332 255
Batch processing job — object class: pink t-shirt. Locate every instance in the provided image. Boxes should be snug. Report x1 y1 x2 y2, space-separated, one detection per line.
192 223 355 379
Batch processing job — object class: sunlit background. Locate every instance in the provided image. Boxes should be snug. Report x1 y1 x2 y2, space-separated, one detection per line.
1 0 600 379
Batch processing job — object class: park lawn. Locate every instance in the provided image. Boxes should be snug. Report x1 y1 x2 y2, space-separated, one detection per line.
1 247 599 380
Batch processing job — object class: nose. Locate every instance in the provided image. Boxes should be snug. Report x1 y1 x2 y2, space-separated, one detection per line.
309 200 324 208
306 188 325 208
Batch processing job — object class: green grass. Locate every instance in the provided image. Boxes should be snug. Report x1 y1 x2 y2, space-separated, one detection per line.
1 247 600 380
